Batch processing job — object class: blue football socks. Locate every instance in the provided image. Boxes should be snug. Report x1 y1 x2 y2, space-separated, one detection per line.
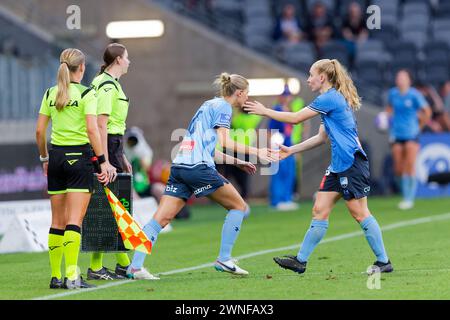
130 219 162 270
360 215 389 263
297 219 328 263
218 209 245 262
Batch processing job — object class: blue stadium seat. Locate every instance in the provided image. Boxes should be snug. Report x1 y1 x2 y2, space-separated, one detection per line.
320 40 351 67
423 41 450 65
282 42 316 72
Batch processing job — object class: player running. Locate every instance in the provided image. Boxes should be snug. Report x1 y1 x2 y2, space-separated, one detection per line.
386 69 431 210
36 48 109 289
244 59 393 275
87 43 134 281
126 73 278 279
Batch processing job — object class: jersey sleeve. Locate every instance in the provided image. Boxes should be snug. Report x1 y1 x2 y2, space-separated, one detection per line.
213 101 232 129
82 88 98 115
307 94 334 115
413 90 428 110
38 89 50 116
96 84 116 115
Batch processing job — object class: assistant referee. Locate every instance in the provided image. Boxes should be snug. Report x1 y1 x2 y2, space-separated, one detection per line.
36 48 109 289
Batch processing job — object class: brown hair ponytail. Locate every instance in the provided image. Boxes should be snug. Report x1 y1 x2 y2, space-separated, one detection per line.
98 43 126 75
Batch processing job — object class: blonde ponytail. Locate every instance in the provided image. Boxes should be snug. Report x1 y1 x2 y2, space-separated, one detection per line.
312 59 362 110
55 62 71 111
213 72 249 97
55 48 86 111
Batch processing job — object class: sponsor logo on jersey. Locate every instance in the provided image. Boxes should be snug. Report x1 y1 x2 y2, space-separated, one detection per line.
180 140 195 151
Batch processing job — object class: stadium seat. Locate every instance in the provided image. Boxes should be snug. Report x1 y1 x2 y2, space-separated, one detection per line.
282 42 316 72
433 30 450 47
355 58 386 89
389 41 419 65
436 1 450 17
402 2 430 17
369 23 397 49
401 31 428 50
371 0 399 15
420 63 450 89
320 41 350 67
423 41 450 65
399 14 429 33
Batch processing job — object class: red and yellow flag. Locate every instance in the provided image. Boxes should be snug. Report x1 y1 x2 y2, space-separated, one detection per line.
104 187 152 254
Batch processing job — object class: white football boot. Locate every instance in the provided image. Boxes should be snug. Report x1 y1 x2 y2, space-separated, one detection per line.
214 258 249 275
126 266 160 280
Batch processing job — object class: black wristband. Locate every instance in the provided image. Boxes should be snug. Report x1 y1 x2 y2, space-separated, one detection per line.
97 154 106 164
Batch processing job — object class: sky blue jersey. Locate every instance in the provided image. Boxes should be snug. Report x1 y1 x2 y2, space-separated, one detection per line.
388 87 427 140
307 88 366 173
173 97 232 168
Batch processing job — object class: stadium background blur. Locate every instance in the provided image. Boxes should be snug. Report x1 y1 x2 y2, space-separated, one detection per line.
1 0 450 303
0 0 449 201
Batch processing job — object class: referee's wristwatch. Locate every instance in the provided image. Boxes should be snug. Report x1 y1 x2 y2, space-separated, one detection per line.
39 155 49 162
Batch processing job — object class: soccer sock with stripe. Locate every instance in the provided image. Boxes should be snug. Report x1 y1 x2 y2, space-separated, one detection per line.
90 252 104 272
63 225 81 281
360 215 389 263
297 219 328 263
48 228 65 279
130 219 162 270
218 209 245 262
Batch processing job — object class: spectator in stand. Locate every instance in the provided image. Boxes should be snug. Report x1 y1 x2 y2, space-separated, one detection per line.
341 1 368 62
305 1 336 52
441 80 450 115
273 3 304 44
416 82 450 132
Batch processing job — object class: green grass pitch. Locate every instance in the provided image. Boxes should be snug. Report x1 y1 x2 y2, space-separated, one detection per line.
1 196 450 300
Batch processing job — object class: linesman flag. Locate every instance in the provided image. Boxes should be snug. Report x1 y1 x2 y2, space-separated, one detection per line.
92 157 152 254
104 187 152 254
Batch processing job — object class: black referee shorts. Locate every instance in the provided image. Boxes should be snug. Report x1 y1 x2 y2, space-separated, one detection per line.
318 152 371 201
47 144 94 194
107 134 124 173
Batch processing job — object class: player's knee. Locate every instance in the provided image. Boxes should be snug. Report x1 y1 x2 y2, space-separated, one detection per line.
312 204 330 220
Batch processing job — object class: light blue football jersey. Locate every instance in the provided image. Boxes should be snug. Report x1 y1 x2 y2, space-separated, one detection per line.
307 88 366 173
173 97 232 168
388 87 427 140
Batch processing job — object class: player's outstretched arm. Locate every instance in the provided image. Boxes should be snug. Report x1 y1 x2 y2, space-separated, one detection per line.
243 101 318 124
214 150 257 175
216 127 279 163
279 124 328 160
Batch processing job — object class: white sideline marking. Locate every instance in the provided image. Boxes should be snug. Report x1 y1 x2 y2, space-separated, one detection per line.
33 212 450 300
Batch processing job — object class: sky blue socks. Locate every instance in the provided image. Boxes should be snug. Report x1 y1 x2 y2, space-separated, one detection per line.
297 219 328 263
360 215 389 263
130 218 162 270
218 209 245 262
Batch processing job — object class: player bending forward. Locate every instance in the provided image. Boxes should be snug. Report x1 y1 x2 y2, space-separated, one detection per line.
126 73 278 279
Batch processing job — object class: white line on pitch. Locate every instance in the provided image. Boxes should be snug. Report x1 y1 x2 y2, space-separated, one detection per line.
33 212 450 300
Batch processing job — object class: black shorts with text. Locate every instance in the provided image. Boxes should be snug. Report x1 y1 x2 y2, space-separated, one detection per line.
319 152 371 201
